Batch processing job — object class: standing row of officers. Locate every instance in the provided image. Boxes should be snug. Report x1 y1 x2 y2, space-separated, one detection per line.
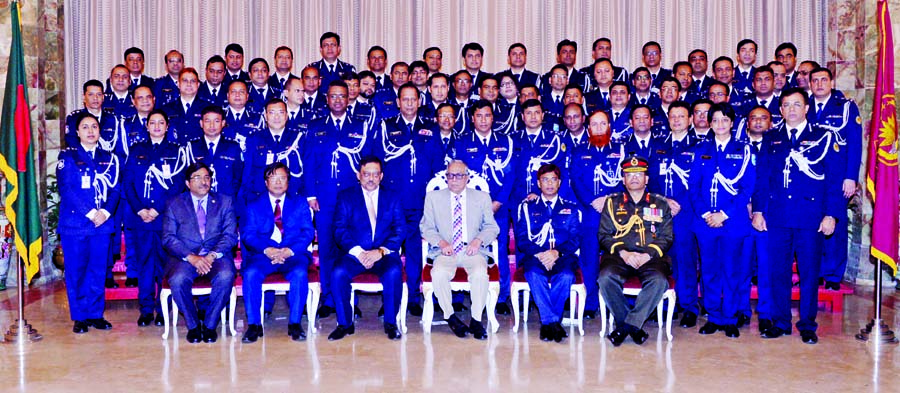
58 33 859 345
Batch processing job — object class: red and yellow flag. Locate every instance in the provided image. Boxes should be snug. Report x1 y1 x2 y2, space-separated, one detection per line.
866 0 899 276
0 2 43 283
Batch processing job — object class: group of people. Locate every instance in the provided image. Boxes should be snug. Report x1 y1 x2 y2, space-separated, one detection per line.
58 32 860 346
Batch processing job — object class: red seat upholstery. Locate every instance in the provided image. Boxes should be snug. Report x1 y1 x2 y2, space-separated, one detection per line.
421 264 500 282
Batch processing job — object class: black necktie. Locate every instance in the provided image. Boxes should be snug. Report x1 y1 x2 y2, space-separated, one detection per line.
742 71 748 79
817 103 824 116
290 111 296 121
141 117 146 127
613 111 620 121
790 128 798 145
528 134 537 145
208 142 215 156
335 118 342 131
752 141 760 150
545 200 553 214
212 87 218 96
132 78 139 86
329 64 335 73
760 99 767 107
90 150 95 160
347 105 354 117
376 76 382 86
274 135 281 144
640 140 646 150
235 112 241 122
602 92 608 101
185 102 191 112
280 77 286 87
257 88 265 97
717 144 724 153
640 97 646 105
442 137 450 147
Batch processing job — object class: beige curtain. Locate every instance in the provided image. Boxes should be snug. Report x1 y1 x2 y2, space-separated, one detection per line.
65 0 827 108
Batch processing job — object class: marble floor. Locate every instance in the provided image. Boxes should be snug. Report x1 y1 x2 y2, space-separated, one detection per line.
1 281 899 392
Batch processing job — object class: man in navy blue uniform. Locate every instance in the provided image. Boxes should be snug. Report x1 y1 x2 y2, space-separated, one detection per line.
741 105 773 330
807 67 862 290
423 46 443 76
581 38 629 86
106 47 154 94
689 103 756 338
366 46 391 90
516 163 581 342
448 70 475 135
409 61 431 100
628 68 661 110
775 43 799 88
154 50 183 107
224 43 251 85
743 66 782 124
510 100 568 210
65 80 117 148
607 82 633 143
503 43 541 88
689 99 714 141
268 46 298 92
119 85 156 157
585 58 616 115
162 162 238 344
752 88 846 344
327 157 406 341
569 110 624 319
58 113 121 333
653 78 682 135
673 61 698 104
372 62 409 120
282 77 314 134
733 39 758 95
162 68 212 144
688 49 714 99
540 65 570 120
104 65 136 117
247 58 280 114
300 66 329 118
310 32 357 95
343 72 376 126
623 104 661 159
122 109 182 327
419 73 452 123
541 40 590 93
188 106 244 201
240 98 305 206
374 83 445 315
222 80 264 151
452 101 517 314
461 42 491 96
713 56 752 98
434 103 458 163
561 103 589 154
240 162 315 343
641 41 671 93
198 55 228 108
647 101 701 328
304 80 375 317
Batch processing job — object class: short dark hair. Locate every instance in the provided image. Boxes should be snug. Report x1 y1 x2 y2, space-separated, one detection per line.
736 39 757 53
225 43 244 56
264 97 287 112
248 58 269 71
494 71 519 90
712 56 734 69
549 64 568 75
480 75 500 89
341 71 360 82
206 55 226 69
673 61 692 74
264 162 289 181
423 46 442 58
809 67 833 80
185 162 211 182
398 82 420 99
659 77 681 91
74 112 99 129
691 99 714 113
367 45 386 58
327 79 349 91
124 47 144 60
631 104 652 119
688 49 707 59
427 72 450 87
200 105 226 118
390 61 409 73
179 67 199 80
521 98 543 112
753 65 775 79
226 79 248 92
632 67 650 79
508 43 527 55
537 163 561 180
746 104 772 117
707 102 736 123
556 39 577 55
320 32 341 46
274 45 293 58
83 79 104 94
409 60 428 74
610 81 630 91
708 81 729 94
667 100 691 115
461 42 484 57
358 156 383 171
800 60 821 69
642 41 661 54
147 109 168 124
469 99 494 117
436 102 456 115
775 42 797 56
358 70 376 81
779 87 809 106
592 38 611 51
592 58 614 72
451 69 472 83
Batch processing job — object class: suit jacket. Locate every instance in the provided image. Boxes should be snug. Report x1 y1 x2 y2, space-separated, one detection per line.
333 186 406 256
240 194 314 261
161 192 238 267
420 188 500 261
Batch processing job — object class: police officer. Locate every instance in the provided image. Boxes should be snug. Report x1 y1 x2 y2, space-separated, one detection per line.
741 105 773 331
628 68 661 110
448 70 475 135
641 41 672 92
366 46 391 90
247 58 281 115
153 50 183 107
452 100 517 315
374 83 445 315
58 112 120 333
304 80 374 317
106 47 154 94
198 55 228 108
598 155 673 346
585 58 616 115
775 43 799 88
119 85 156 157
541 40 590 94
733 39 758 95
689 103 756 338
688 49 714 99
162 68 213 144
434 103 458 163
460 42 492 96
647 101 701 328
742 66 782 124
188 106 244 201
419 73 453 123
752 88 845 344
569 110 625 320
510 99 569 207
540 65 570 119
689 99 714 141
65 80 117 149
224 43 251 85
372 62 409 120
222 80 264 152
607 81 633 142
299 65 329 118
343 72 377 126
515 163 581 343
282 76 314 135
310 32 357 95
623 104 662 159
122 109 183 327
269 46 298 92
503 43 541 87
581 38 629 85
104 65 136 118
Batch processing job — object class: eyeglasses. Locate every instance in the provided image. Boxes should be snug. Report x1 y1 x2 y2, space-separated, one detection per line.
447 173 468 180
190 175 212 182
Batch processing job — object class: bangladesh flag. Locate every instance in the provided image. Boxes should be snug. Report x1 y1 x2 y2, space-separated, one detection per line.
0 1 43 283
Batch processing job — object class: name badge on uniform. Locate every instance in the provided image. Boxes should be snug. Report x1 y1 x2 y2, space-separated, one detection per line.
81 175 91 189
659 162 667 175
418 129 433 136
162 164 171 177
266 152 275 165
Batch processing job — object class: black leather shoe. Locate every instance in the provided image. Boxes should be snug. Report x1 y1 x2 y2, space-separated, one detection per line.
408 303 423 317
495 302 512 316
317 305 335 319
328 324 355 341
87 318 113 330
446 315 469 338
736 314 751 329
384 323 402 340
202 326 218 343
679 312 698 328
377 306 385 318
125 277 138 288
630 328 649 345
105 277 119 289
73 321 89 334
724 324 740 338
818 277 825 286
154 314 165 326
539 324 553 342
761 326 787 339
583 310 597 320
825 281 841 291
242 324 263 343
288 323 306 341
452 302 468 312
800 330 818 344
552 322 568 343
469 319 487 340
607 327 629 347
758 318 773 333
137 313 154 327
186 327 203 343
698 322 719 335
354 306 363 319
751 276 758 286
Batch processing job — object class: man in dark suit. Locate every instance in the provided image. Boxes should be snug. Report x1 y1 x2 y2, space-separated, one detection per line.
162 163 238 344
240 163 315 343
328 157 407 341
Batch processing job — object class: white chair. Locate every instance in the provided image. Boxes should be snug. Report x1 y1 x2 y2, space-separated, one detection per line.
598 275 676 341
511 267 587 335
160 276 237 339
254 267 321 334
350 276 409 333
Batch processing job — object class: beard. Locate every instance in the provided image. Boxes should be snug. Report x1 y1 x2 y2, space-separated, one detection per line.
589 133 611 148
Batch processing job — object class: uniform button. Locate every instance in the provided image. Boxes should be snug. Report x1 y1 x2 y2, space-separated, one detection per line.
787 195 792 199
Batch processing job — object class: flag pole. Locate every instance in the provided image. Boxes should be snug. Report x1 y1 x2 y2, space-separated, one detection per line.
855 256 898 344
3 248 41 343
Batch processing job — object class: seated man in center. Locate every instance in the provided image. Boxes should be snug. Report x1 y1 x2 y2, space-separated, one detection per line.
328 157 407 341
420 160 500 340
240 162 315 343
515 164 582 343
597 156 674 346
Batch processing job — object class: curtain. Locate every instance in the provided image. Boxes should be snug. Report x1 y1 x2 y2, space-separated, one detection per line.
65 0 828 108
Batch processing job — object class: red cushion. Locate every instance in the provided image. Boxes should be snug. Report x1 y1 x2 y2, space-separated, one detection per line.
421 264 499 282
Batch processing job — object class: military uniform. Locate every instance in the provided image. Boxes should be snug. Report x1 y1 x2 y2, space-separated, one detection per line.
247 85 281 115
267 72 298 93
309 59 356 94
222 107 265 152
188 136 245 201
103 91 136 118
153 75 180 107
197 82 228 108
733 66 756 96
161 97 214 144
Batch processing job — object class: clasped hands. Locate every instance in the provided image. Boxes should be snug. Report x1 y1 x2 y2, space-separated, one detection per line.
619 250 651 268
439 238 483 257
357 248 385 269
186 253 217 275
264 247 293 264
137 208 159 223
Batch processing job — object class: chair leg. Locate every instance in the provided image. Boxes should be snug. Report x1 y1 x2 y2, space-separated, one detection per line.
308 284 320 334
422 285 434 334
487 283 500 334
220 306 228 337
350 288 356 322
229 288 237 336
259 289 267 329
575 286 586 336
598 292 607 337
511 285 521 332
666 291 676 341
523 290 531 323
399 283 408 334
160 290 171 339
171 297 180 334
